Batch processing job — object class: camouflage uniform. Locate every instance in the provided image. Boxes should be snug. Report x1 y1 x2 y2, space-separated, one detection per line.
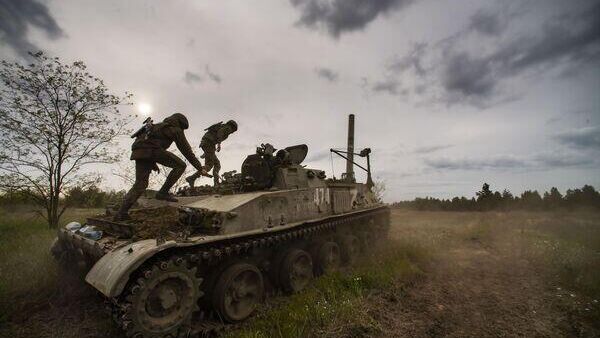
187 121 237 186
115 113 203 220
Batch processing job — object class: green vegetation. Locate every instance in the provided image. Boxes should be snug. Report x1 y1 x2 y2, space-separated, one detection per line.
0 207 115 338
227 242 426 338
463 211 600 298
1 207 598 337
0 206 428 338
0 208 59 317
0 208 94 305
395 183 600 211
519 213 600 298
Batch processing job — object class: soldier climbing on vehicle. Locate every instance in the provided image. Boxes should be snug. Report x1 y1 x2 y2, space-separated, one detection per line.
114 113 210 221
186 119 238 187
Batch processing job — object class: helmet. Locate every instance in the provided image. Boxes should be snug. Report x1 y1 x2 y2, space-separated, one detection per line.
165 113 189 129
226 120 238 132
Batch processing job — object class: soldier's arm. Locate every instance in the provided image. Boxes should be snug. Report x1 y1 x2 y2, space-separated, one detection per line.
171 128 203 170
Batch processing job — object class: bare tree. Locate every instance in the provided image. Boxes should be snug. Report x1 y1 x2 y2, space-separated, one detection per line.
373 180 386 202
0 52 132 228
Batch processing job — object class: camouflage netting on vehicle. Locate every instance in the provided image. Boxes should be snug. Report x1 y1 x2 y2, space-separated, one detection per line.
96 206 186 240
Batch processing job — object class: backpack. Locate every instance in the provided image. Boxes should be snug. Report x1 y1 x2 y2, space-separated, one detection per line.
204 121 224 132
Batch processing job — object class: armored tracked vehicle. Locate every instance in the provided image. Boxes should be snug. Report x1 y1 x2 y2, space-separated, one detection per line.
51 115 390 337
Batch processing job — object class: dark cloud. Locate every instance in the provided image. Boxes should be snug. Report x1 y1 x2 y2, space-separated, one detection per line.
442 52 496 99
485 4 600 75
386 0 600 106
205 64 222 84
315 67 339 82
425 155 526 170
290 0 416 38
388 42 428 76
554 125 600 150
0 0 63 58
184 71 202 84
533 152 595 168
372 79 405 96
414 144 453 154
425 150 598 171
468 8 507 36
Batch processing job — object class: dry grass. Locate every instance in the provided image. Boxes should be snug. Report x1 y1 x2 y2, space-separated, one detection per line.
1 207 598 337
390 209 600 297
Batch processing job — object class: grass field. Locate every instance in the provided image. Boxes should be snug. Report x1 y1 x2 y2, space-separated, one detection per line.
0 207 598 337
0 207 118 338
390 209 600 298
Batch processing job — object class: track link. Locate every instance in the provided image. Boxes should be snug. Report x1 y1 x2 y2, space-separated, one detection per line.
114 207 390 338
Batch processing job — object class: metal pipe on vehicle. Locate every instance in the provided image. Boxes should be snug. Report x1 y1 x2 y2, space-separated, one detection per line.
345 114 355 182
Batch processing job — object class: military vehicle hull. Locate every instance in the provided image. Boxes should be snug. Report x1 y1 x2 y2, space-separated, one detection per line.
54 198 389 337
51 115 390 338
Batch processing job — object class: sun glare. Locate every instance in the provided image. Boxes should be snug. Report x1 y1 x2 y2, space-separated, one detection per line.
138 103 152 116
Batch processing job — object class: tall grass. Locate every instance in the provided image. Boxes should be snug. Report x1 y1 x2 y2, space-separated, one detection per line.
392 209 600 299
227 242 426 338
0 209 57 318
0 209 115 337
519 213 600 297
2 207 597 337
0 209 97 298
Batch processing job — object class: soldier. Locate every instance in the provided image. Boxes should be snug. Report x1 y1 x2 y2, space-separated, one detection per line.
114 113 209 221
186 120 238 187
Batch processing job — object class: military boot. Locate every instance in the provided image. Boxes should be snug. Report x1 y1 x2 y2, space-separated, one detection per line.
186 176 196 187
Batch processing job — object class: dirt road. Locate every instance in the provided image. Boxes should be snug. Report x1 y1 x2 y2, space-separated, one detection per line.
371 210 599 338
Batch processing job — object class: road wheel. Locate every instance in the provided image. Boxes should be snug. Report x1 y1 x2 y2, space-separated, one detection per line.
279 249 313 293
122 257 203 338
339 235 360 264
213 263 264 322
312 241 341 275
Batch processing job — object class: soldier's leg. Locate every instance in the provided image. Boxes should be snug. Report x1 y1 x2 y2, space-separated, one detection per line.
185 168 213 187
213 157 221 186
115 160 153 220
201 145 220 185
155 150 186 198
185 143 214 187
201 143 216 172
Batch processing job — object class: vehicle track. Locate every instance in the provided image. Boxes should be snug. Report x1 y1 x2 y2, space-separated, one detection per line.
113 207 389 338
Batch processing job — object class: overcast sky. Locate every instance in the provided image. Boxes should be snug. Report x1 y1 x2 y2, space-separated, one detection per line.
1 0 599 201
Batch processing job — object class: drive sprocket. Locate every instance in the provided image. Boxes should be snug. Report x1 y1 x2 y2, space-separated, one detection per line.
119 256 203 338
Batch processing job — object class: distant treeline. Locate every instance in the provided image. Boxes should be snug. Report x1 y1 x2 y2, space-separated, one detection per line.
0 185 125 208
394 183 600 211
